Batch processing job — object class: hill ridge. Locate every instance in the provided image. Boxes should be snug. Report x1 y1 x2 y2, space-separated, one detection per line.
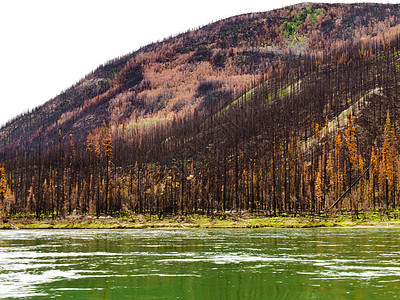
2 2 400 154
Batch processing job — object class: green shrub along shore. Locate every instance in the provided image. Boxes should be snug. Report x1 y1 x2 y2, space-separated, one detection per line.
1 210 400 229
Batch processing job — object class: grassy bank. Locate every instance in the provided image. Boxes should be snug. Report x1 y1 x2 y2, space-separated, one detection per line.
1 211 400 229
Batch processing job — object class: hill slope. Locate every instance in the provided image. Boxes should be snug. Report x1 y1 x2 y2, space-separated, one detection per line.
2 3 400 218
1 2 400 152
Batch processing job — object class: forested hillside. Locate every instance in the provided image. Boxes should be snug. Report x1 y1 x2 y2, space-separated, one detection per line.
1 3 400 152
1 3 400 218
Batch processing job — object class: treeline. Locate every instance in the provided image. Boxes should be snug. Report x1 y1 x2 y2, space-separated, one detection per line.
2 30 400 218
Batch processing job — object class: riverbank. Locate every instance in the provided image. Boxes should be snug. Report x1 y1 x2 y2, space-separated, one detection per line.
1 211 400 229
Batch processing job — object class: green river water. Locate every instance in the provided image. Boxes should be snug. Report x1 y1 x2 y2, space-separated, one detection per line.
1 228 400 299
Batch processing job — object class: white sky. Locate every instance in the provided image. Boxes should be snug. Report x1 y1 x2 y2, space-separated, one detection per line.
0 0 398 127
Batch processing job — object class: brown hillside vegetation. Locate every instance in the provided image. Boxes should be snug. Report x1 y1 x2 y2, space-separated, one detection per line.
1 3 400 152
2 3 400 219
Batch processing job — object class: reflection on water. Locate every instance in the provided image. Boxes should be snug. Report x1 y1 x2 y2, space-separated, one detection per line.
0 228 400 299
